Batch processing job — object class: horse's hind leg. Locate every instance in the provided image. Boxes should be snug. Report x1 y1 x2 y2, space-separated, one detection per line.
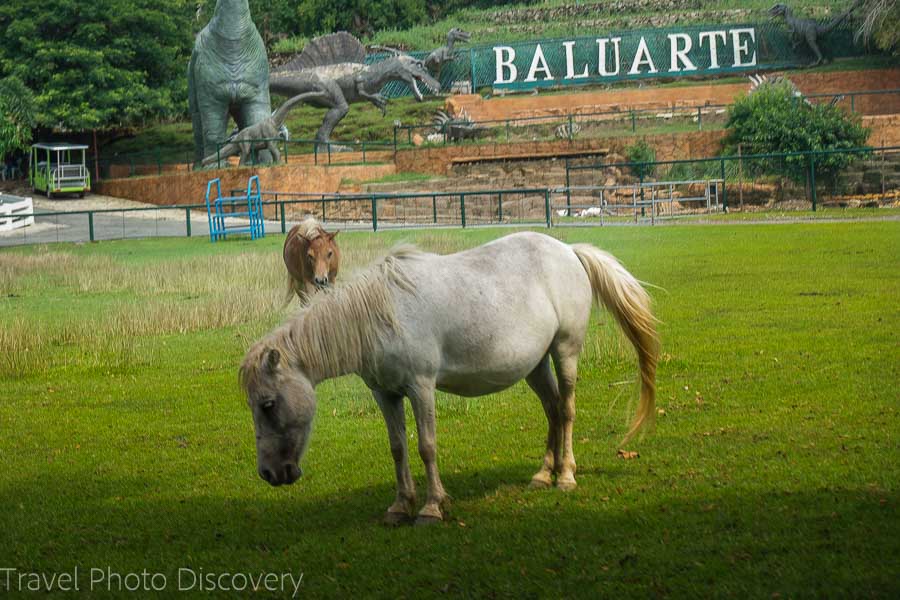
526 354 561 489
407 379 448 524
372 389 417 525
552 348 580 491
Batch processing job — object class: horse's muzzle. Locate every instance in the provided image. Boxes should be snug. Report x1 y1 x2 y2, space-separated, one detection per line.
259 463 302 486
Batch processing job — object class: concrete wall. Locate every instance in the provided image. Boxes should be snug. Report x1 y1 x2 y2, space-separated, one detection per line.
97 162 396 206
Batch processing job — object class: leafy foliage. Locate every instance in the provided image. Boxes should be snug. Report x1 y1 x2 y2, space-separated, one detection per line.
0 0 193 132
723 80 870 185
625 139 656 179
857 0 900 54
0 76 35 160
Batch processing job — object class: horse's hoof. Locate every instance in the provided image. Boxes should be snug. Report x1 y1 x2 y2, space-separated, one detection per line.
529 476 552 490
383 511 414 527
556 477 577 492
414 515 442 527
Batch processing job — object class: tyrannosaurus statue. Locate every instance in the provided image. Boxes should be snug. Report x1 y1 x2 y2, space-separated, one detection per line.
768 0 863 67
200 92 326 168
269 32 440 148
189 0 272 167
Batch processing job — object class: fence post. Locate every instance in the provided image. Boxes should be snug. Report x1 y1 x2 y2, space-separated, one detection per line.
327 143 332 164
565 158 571 216
469 47 477 94
568 114 574 142
314 143 318 166
362 142 366 163
544 189 551 228
185 207 192 237
497 192 503 222
280 201 286 233
284 139 289 164
321 196 326 221
850 94 855 113
639 171 645 217
432 194 437 224
88 212 95 242
460 193 466 228
393 126 398 153
631 111 636 133
809 153 817 211
371 195 378 232
720 158 728 212
216 143 221 169
697 107 702 131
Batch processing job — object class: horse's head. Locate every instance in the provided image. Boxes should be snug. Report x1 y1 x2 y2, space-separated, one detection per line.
307 230 340 289
240 345 316 487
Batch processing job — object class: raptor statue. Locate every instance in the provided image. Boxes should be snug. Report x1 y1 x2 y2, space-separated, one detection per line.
768 0 863 67
200 92 326 168
269 32 440 148
424 28 471 78
189 0 272 167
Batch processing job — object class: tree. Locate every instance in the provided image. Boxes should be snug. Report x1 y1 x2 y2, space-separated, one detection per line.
0 76 36 160
856 0 900 54
723 79 870 186
0 0 193 133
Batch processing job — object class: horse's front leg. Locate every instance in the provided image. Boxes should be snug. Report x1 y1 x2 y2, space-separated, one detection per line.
407 379 448 525
372 390 416 525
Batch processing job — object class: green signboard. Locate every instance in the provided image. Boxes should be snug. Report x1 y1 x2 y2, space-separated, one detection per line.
373 20 867 97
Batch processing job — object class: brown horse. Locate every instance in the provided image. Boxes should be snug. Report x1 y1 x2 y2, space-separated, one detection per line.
283 218 340 302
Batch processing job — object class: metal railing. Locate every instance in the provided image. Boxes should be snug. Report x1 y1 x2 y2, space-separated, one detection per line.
566 145 900 212
393 89 900 148
92 89 899 179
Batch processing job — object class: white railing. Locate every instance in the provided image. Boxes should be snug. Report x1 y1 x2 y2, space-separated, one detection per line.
554 179 723 224
0 194 35 232
52 164 88 189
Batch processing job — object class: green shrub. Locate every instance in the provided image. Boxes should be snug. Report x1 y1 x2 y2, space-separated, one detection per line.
625 139 656 179
723 80 870 185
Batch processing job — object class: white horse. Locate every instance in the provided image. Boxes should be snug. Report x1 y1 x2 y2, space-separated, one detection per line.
240 232 658 525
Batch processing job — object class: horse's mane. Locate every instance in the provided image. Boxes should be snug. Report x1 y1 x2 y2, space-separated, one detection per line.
242 245 421 391
296 216 325 241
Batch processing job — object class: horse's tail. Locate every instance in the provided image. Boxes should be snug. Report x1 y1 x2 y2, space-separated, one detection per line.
571 244 659 445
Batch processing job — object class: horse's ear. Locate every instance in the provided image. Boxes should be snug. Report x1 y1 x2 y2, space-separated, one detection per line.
327 230 338 240
264 348 281 373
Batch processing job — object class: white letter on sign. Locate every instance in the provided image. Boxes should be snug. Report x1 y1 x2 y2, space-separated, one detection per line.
731 28 757 67
494 46 517 84
668 33 697 72
596 37 622 76
525 44 554 82
699 31 727 69
629 37 658 75
563 41 589 80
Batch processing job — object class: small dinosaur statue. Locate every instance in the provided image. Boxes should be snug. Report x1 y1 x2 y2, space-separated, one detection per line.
189 0 273 167
269 32 440 148
768 0 863 67
201 92 325 168
424 28 471 77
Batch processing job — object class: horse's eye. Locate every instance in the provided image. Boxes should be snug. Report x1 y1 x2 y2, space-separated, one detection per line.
261 400 275 411
327 250 333 258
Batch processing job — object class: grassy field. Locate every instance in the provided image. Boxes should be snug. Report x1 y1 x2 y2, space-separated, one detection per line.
1 222 898 597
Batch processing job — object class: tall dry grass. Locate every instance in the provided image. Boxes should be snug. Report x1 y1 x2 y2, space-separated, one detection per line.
1 249 286 377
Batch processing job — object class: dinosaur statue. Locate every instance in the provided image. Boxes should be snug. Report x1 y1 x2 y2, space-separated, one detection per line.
189 0 272 167
201 92 325 168
768 0 863 67
431 109 486 142
424 28 471 78
269 32 440 148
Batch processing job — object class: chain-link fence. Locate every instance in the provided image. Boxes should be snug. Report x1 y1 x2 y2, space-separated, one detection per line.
376 20 868 97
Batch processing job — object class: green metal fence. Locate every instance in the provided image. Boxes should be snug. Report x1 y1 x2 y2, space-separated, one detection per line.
566 145 900 214
393 89 900 148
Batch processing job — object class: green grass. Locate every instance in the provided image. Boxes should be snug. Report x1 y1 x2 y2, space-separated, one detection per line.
1 223 898 597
